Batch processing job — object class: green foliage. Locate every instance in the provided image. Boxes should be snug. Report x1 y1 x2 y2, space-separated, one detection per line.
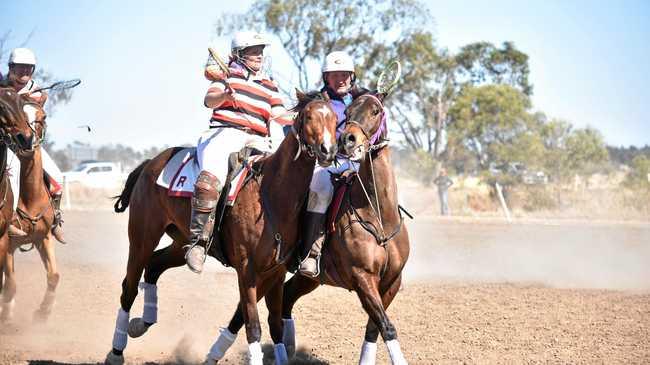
447 84 536 170
215 0 430 91
400 148 438 185
625 155 650 188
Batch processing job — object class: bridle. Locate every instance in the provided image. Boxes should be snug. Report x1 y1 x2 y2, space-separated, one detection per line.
0 89 46 155
345 94 388 152
291 101 333 164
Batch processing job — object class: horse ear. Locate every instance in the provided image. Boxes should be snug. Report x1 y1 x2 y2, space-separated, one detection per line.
375 90 387 102
295 88 306 102
321 91 330 102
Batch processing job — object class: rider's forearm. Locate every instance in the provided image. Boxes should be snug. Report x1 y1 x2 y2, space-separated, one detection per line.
204 90 231 109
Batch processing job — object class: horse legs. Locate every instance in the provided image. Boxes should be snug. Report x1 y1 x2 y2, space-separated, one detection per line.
105 220 164 365
264 275 289 365
33 236 60 322
354 274 407 365
359 274 403 365
205 271 287 365
0 243 17 323
125 241 186 339
280 274 320 358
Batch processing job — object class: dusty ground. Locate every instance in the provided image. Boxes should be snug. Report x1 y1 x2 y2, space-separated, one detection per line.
1 210 649 364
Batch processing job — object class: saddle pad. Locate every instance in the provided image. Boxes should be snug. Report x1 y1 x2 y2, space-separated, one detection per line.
155 147 263 204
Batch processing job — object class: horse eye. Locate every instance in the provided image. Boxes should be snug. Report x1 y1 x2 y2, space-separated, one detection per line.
373 108 381 116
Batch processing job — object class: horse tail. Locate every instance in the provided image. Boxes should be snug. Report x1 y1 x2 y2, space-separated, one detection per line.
113 159 151 213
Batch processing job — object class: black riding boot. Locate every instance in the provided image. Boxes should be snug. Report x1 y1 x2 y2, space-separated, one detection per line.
298 212 327 277
51 192 66 243
185 171 221 273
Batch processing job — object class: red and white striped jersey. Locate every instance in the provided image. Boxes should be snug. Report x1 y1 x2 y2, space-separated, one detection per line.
207 68 292 136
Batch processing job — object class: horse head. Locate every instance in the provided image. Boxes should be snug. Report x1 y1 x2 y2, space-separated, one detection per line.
0 87 46 157
292 89 338 167
340 93 388 161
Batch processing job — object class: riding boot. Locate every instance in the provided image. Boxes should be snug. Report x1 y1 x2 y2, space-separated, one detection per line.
298 212 327 277
51 191 66 244
185 171 221 274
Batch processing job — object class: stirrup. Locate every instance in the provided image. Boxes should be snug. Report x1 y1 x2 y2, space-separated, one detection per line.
298 255 321 278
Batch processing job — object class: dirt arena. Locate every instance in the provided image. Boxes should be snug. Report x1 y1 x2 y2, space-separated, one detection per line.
1 210 649 364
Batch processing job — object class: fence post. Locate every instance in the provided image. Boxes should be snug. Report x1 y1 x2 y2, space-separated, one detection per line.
495 182 511 222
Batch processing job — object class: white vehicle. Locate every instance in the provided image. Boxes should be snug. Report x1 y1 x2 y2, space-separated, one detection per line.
63 161 125 188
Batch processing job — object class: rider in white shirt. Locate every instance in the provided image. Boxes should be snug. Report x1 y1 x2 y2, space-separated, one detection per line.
4 48 66 243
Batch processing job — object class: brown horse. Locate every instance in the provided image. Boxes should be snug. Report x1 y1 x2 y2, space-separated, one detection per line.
0 88 18 321
0 87 59 323
206 92 411 364
105 92 338 365
280 93 411 364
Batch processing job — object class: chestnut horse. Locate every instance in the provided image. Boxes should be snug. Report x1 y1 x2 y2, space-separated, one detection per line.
0 87 59 323
281 93 411 364
0 88 18 320
206 92 411 364
105 92 338 365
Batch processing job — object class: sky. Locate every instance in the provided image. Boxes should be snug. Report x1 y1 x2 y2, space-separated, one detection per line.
1 0 649 151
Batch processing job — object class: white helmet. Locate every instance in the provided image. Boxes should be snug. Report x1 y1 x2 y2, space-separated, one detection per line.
322 51 354 73
231 31 270 52
8 48 36 66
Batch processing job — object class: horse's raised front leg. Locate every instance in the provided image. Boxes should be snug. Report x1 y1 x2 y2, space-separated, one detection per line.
126 241 186 339
1 242 18 323
105 217 163 365
354 273 407 365
33 236 60 322
280 273 320 358
359 274 403 365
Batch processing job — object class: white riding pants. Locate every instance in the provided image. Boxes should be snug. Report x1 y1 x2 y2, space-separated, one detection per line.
307 157 359 214
196 126 273 184
7 148 62 210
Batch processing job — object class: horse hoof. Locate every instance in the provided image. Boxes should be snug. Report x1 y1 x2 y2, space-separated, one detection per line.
105 350 125 365
203 357 218 365
127 317 149 338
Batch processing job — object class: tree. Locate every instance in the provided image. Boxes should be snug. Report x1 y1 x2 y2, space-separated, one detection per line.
446 84 539 172
388 36 532 162
214 0 430 94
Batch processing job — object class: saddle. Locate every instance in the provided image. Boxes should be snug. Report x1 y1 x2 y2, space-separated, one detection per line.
156 147 266 266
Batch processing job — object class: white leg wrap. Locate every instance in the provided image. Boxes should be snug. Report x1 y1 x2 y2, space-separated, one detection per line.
359 340 378 365
248 341 264 365
0 299 15 320
385 339 407 365
112 308 130 351
207 327 237 361
281 318 296 350
274 343 288 365
140 282 158 323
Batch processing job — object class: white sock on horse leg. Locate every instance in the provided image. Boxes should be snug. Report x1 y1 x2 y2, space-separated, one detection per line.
111 308 129 351
207 327 237 361
359 340 378 365
1 299 15 318
282 318 296 348
248 341 264 365
139 282 158 323
273 343 288 365
385 339 407 365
